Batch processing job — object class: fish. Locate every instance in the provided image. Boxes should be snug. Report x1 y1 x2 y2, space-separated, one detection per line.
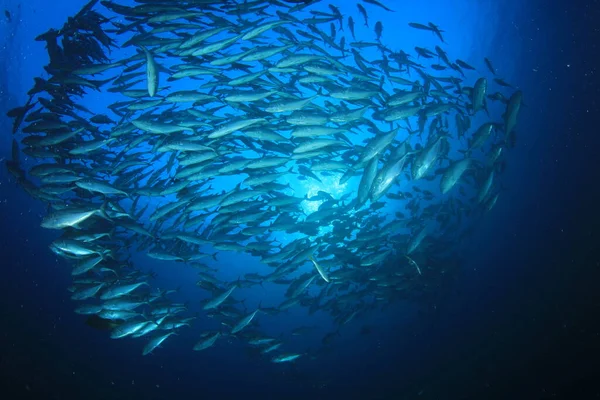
484 57 496 75
494 78 513 88
348 16 356 40
71 283 106 301
456 59 475 70
407 225 428 255
208 118 266 139
471 77 488 115
262 342 283 354
193 332 221 351
428 22 445 43
143 332 177 356
7 0 524 364
140 47 158 97
111 321 151 339
477 169 495 203
362 0 395 12
408 22 433 31
41 206 108 230
265 94 319 113
231 308 261 334
405 255 422 275
51 239 111 259
357 4 369 27
271 353 303 363
100 282 150 300
72 256 104 276
203 285 237 310
440 158 472 194
503 90 523 137
371 154 410 201
75 179 129 197
412 137 446 180
309 256 330 283
358 128 399 164
374 21 383 41
408 21 444 42
356 157 379 207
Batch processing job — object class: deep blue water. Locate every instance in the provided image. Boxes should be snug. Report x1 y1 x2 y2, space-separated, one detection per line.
0 0 598 399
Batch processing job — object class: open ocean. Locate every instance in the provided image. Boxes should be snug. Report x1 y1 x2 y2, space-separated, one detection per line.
0 0 598 399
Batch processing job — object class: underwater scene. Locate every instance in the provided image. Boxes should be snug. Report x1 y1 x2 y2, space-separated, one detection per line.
1 0 597 399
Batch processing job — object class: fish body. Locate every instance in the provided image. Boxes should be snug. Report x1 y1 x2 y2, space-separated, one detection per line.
477 170 495 203
440 158 471 194
407 226 428 254
504 90 523 137
141 47 158 97
371 154 409 201
111 321 150 339
41 207 106 230
203 285 236 310
309 256 330 283
471 77 487 114
412 137 445 180
348 16 356 40
231 308 260 334
357 4 369 27
469 122 494 150
359 128 398 164
100 282 150 300
272 353 303 363
484 57 496 75
357 157 379 207
75 179 129 197
193 332 221 351
143 332 176 356
8 0 523 364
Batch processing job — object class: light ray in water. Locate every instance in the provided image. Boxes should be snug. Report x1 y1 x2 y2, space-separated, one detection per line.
4 0 523 363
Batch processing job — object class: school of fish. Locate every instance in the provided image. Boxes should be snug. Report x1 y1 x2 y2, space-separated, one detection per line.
5 0 523 362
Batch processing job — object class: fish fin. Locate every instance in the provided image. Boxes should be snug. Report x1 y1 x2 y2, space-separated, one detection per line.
99 200 112 221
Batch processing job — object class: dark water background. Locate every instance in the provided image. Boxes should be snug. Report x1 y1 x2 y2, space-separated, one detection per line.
0 0 599 399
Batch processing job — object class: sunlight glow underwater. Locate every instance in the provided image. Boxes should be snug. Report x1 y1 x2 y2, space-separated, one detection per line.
3 0 523 362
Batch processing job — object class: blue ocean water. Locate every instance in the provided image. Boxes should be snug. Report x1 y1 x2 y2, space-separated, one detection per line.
0 0 597 399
